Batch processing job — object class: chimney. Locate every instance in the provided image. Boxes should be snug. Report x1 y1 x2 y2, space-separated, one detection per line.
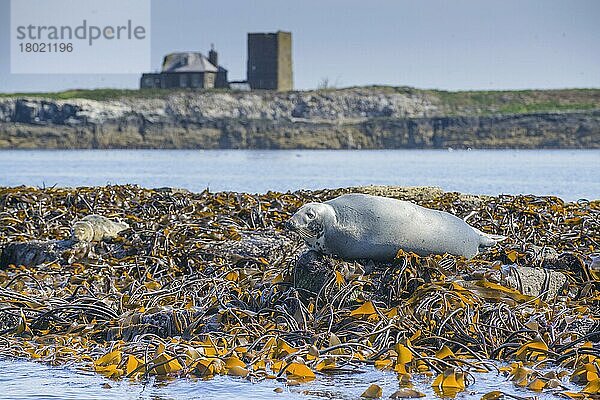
208 43 218 67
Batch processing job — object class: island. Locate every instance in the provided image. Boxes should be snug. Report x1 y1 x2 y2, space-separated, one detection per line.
0 86 599 149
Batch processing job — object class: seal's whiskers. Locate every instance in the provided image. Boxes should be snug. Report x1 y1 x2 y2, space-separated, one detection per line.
295 226 315 239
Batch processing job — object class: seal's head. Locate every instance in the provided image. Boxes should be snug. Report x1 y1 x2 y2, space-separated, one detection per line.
71 220 94 242
285 202 336 252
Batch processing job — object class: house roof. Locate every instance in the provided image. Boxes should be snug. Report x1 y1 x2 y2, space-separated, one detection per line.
161 52 218 73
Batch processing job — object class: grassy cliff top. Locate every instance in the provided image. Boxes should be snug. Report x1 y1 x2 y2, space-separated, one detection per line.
1 86 599 116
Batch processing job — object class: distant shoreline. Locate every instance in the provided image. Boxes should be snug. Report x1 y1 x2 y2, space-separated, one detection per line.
0 86 599 149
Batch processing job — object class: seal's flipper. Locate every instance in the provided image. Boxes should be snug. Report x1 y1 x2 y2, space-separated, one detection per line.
473 227 507 248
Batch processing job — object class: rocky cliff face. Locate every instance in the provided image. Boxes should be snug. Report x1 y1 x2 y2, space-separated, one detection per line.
0 88 598 149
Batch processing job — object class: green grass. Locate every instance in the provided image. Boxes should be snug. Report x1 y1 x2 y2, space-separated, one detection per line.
420 88 600 115
497 102 597 114
0 88 231 101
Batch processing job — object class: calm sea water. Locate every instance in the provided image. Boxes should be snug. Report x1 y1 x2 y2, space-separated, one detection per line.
0 357 569 400
0 149 598 200
0 149 596 399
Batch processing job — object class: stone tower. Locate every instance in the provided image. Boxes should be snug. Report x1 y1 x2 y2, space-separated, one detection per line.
247 31 292 91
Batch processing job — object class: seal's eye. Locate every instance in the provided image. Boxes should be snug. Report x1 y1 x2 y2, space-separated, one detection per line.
306 211 315 219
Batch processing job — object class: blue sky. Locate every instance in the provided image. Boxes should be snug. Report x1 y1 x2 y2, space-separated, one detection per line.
0 0 599 92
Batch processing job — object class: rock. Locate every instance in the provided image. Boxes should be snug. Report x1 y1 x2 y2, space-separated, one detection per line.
0 239 104 269
588 254 600 274
526 245 560 265
0 88 598 149
292 250 369 304
102 307 209 341
487 264 569 300
210 230 298 260
0 239 73 268
153 187 192 194
293 250 335 295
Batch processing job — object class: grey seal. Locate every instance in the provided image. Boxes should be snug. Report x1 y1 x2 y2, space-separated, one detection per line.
71 215 129 242
285 193 505 260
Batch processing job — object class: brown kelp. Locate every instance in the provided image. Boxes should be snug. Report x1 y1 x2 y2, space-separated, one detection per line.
0 185 598 398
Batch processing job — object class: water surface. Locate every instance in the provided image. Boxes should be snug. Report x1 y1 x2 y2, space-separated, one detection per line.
0 357 570 400
0 149 598 200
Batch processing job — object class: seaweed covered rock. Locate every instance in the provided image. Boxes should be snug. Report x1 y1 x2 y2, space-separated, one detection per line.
102 307 214 341
293 250 368 304
210 229 298 260
0 185 598 396
0 239 77 268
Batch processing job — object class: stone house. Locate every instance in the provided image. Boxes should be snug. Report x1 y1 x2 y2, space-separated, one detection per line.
140 47 228 89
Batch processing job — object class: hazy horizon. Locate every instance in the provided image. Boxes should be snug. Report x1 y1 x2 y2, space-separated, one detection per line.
1 0 599 93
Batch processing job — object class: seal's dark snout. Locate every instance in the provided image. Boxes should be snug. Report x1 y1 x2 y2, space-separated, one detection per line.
284 220 294 231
